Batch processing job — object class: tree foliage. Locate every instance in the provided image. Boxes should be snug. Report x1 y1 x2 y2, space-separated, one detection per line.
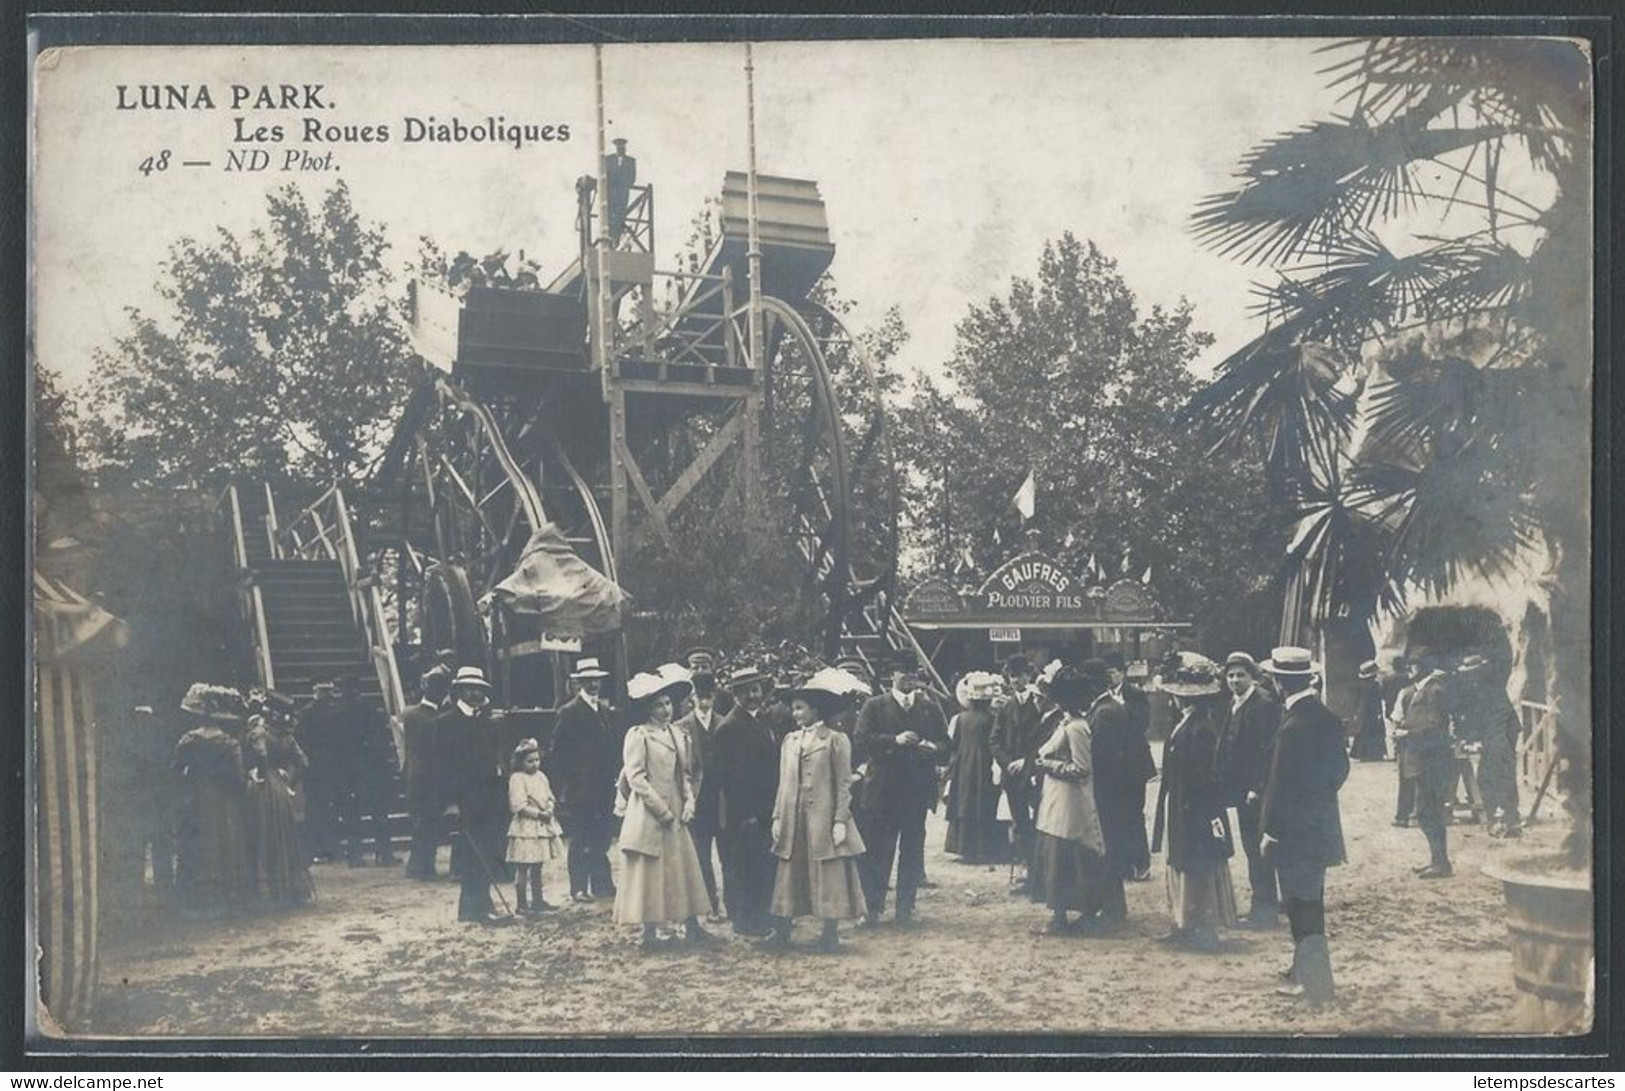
891 234 1280 634
80 182 421 491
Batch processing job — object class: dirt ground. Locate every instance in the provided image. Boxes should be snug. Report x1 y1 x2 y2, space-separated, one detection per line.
89 756 1576 1040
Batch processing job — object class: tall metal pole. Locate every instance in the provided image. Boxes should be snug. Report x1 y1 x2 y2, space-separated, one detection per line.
594 44 630 700
742 42 763 509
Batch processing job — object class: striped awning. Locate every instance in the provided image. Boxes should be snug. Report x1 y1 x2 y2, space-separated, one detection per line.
33 569 126 1033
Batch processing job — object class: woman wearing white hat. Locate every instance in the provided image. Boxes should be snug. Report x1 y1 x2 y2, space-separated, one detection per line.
765 668 869 953
173 684 250 918
944 671 1006 865
615 665 720 950
1152 654 1237 953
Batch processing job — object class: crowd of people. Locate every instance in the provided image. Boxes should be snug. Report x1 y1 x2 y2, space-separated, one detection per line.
123 635 1527 1010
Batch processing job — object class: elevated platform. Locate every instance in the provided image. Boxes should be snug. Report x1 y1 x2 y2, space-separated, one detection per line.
408 280 588 377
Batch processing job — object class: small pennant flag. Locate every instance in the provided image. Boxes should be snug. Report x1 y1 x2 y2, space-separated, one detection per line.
993 526 1003 547
1063 529 1076 550
1140 565 1154 586
1086 553 1102 583
1120 548 1134 576
954 545 976 575
1012 469 1037 522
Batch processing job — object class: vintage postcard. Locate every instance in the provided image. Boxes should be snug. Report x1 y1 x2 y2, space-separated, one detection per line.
27 28 1598 1044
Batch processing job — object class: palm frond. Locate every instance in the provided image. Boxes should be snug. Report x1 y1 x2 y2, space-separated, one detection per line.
1191 108 1503 266
1353 443 1538 598
1180 321 1356 477
1281 463 1402 622
1319 38 1587 175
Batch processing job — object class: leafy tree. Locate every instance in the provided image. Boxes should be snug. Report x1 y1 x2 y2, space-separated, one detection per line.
1183 39 1592 858
891 234 1280 638
81 182 421 491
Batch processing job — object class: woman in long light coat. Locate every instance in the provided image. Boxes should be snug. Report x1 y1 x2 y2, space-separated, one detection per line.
1028 665 1112 936
614 666 722 951
765 675 868 953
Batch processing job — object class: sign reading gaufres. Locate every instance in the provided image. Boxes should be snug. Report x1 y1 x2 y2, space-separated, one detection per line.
901 550 1175 629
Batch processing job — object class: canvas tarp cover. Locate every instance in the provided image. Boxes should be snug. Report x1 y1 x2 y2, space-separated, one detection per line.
489 523 628 636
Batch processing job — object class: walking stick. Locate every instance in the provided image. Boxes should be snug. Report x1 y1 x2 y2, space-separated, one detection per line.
455 827 515 918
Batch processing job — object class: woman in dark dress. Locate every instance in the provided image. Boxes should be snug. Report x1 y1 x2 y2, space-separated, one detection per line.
243 694 313 907
173 683 250 918
1349 661 1389 761
944 672 1007 864
1151 654 1236 953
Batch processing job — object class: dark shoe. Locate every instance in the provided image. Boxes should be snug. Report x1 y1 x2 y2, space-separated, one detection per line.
1391 818 1410 828
754 929 792 952
1501 825 1523 839
1185 928 1222 954
686 923 726 947
533 900 558 912
814 930 841 954
1417 864 1454 879
732 922 772 938
1155 928 1188 946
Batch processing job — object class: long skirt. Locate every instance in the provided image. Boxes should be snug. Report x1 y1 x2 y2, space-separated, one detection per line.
770 806 865 921
1165 862 1238 931
1029 831 1111 914
246 770 312 906
613 821 712 925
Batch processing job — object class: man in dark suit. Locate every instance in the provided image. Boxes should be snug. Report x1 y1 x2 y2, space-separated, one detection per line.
1218 651 1283 925
605 137 636 242
674 670 724 919
712 666 779 937
991 655 1044 889
1259 646 1349 1005
854 658 951 925
441 667 511 925
1083 659 1137 920
1101 650 1156 880
547 656 622 901
1394 653 1456 878
402 665 452 880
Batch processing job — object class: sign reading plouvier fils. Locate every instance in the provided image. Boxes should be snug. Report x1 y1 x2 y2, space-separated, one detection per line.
900 550 1168 628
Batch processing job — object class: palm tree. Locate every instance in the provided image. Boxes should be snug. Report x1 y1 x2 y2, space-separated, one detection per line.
1183 38 1592 861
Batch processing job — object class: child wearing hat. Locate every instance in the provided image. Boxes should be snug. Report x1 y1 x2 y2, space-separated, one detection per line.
506 738 564 914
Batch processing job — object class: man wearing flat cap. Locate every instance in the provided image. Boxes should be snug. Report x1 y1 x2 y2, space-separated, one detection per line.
1216 651 1281 926
675 670 725 920
855 656 951 924
548 657 623 902
1258 647 1348 1005
712 665 780 936
403 664 453 880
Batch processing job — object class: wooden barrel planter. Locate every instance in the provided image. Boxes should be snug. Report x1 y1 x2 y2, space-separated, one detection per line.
1483 856 1593 1033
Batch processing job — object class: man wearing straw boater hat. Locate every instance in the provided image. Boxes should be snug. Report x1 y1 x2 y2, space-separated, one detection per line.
713 664 781 937
1258 647 1348 1005
548 656 622 902
442 667 512 925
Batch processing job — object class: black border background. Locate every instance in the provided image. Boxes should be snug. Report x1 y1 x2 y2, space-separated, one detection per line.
4 2 1620 1069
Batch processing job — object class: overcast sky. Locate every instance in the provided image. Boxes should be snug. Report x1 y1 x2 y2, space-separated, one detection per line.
33 38 1350 395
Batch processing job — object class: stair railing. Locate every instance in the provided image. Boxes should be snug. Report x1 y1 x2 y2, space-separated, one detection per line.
220 484 277 692
278 485 407 722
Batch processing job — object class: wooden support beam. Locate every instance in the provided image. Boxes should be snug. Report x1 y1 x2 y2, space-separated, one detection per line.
653 411 744 524
616 436 674 549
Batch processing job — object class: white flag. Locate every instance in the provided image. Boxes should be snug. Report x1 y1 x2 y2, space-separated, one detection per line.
1012 470 1036 522
1140 565 1153 586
